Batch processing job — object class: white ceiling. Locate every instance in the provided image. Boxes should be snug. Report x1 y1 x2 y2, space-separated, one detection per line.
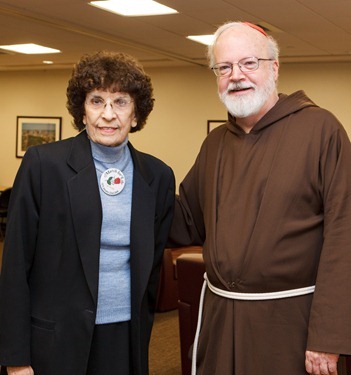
1 0 351 71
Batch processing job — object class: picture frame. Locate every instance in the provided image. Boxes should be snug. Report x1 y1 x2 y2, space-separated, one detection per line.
207 120 226 134
16 116 62 158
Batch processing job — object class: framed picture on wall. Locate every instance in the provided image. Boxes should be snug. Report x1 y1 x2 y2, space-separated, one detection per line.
16 116 62 158
207 120 226 134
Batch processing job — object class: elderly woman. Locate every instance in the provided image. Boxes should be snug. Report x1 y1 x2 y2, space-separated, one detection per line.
0 51 175 375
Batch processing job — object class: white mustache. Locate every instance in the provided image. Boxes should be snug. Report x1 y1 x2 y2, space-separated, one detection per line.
226 82 255 93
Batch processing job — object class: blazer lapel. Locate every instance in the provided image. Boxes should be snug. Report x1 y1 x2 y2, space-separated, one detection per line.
129 144 156 309
67 131 102 305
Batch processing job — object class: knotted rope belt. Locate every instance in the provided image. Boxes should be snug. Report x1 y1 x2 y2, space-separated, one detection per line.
191 273 315 374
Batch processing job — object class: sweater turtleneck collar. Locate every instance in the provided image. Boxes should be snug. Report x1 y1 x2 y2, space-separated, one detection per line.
90 138 129 164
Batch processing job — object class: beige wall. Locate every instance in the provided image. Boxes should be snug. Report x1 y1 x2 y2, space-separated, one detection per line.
1 62 350 188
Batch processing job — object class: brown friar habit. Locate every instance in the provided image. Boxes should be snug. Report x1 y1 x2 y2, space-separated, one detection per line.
170 90 351 374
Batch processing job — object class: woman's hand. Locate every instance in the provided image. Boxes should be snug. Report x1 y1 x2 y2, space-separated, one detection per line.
305 350 339 375
6 366 34 375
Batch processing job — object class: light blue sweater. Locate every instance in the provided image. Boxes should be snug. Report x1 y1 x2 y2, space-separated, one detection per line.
90 138 133 324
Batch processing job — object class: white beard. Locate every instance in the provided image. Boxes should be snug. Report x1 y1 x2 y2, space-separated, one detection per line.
219 70 277 118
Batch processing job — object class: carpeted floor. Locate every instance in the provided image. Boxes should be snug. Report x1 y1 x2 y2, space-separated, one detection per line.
149 309 182 375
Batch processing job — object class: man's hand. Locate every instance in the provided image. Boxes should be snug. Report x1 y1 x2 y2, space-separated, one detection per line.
305 350 339 375
6 366 34 375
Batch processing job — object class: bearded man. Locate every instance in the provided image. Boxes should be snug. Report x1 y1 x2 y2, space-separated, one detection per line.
169 21 351 375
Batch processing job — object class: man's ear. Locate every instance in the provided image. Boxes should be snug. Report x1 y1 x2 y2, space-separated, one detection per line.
273 60 280 81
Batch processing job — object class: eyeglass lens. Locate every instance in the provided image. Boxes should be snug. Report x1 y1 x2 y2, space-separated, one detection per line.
86 95 133 111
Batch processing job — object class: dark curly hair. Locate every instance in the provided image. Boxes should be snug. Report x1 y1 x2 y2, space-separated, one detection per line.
66 51 154 132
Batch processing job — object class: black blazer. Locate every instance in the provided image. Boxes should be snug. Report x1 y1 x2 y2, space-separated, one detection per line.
0 130 175 374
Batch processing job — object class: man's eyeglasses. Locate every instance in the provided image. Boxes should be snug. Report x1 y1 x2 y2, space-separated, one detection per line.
211 57 274 77
86 95 133 112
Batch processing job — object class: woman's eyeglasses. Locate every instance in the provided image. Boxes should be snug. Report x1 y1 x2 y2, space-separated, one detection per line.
86 95 133 112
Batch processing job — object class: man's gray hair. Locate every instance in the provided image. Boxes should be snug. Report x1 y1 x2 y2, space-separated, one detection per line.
207 21 280 67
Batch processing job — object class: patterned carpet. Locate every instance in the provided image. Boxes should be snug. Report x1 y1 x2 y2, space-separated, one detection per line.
149 309 182 375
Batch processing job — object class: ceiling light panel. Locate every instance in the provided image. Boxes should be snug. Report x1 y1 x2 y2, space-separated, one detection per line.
0 44 61 54
89 0 178 16
187 35 214 46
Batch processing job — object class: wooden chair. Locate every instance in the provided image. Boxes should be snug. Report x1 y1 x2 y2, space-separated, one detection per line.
155 246 202 312
177 253 205 375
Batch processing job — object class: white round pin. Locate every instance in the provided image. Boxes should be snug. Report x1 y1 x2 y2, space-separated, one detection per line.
100 168 126 195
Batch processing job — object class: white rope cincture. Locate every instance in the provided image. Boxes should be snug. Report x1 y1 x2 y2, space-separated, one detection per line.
191 273 315 374
206 274 315 300
191 278 207 375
